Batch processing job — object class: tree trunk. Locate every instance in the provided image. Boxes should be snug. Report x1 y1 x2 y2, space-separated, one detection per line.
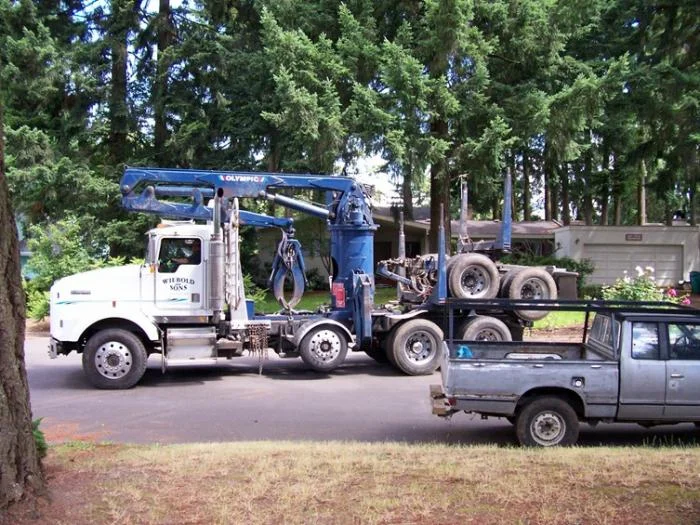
561 163 571 225
402 163 414 221
109 0 140 165
154 0 174 165
689 147 697 227
613 193 622 225
0 98 45 510
583 132 593 225
544 142 552 221
600 141 611 225
638 159 647 225
522 150 531 221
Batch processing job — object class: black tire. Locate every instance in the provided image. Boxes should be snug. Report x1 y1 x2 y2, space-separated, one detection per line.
508 267 557 321
448 254 500 300
364 338 390 364
389 319 443 375
459 315 513 342
499 268 521 297
299 325 348 372
82 329 148 389
515 397 579 447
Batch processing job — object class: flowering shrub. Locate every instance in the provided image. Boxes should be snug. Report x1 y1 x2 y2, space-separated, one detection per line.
602 266 691 305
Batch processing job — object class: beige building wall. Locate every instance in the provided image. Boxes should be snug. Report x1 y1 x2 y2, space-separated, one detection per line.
554 225 700 286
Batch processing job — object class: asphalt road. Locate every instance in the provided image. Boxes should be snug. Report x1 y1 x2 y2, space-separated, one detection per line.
26 335 699 447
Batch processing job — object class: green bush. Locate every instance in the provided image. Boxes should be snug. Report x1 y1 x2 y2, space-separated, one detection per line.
33 418 47 459
602 267 690 304
24 217 143 320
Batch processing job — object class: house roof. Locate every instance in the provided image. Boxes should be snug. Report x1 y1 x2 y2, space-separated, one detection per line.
373 207 560 239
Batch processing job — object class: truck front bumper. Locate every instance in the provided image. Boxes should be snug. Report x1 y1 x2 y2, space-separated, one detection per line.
48 338 63 359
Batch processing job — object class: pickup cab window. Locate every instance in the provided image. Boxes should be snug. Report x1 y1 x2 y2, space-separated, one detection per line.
588 314 619 349
668 323 700 360
631 322 659 360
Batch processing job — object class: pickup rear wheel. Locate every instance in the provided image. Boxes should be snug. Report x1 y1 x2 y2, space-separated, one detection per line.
515 397 579 447
82 329 148 389
299 326 348 372
389 319 443 375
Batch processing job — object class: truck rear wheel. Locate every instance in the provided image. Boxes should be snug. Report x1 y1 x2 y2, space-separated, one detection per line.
459 316 512 341
448 254 500 300
389 319 443 375
82 329 148 389
299 326 348 372
515 397 579 447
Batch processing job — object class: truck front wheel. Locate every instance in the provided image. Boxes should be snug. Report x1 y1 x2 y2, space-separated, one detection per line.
82 329 148 389
515 397 579 447
299 326 348 372
389 319 443 375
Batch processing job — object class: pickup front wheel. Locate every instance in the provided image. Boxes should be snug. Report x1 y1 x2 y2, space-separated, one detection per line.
515 397 579 447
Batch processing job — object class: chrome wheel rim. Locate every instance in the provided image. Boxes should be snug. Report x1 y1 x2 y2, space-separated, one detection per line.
308 330 342 362
95 341 133 380
474 328 503 341
530 411 565 446
519 278 549 300
403 330 435 364
460 266 491 298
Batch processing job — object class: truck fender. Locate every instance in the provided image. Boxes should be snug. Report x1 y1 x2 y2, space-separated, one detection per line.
69 311 160 343
516 388 586 418
384 308 429 322
292 319 354 348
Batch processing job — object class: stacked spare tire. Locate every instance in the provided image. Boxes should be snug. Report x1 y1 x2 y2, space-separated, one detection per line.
446 253 558 341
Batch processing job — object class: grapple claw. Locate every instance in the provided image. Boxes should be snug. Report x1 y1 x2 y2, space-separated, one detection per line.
269 234 306 310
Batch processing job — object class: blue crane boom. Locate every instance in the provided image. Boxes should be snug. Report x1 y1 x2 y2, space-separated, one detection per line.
119 167 377 346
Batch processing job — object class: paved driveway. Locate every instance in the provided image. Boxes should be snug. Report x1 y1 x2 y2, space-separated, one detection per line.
26 335 699 446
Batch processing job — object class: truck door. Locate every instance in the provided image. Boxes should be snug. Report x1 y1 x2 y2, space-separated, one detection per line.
154 237 205 313
618 322 666 420
664 322 700 419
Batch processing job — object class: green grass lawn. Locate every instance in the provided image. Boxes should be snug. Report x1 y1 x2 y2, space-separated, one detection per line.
255 288 587 331
532 310 586 329
253 285 398 314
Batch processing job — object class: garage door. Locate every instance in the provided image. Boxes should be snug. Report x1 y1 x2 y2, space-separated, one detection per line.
583 244 683 286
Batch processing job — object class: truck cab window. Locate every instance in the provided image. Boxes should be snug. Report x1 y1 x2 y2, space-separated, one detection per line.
631 322 659 360
668 323 700 360
158 238 201 273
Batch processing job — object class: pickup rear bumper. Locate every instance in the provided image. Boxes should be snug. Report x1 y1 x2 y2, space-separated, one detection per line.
430 384 455 417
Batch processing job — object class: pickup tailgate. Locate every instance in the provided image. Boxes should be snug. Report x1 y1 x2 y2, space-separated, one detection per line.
436 341 619 418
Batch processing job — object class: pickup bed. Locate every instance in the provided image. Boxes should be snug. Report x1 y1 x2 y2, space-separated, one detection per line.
431 300 700 446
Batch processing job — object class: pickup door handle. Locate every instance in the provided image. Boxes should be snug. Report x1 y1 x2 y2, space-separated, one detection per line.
532 364 544 368
590 365 602 369
472 363 485 368
670 373 684 379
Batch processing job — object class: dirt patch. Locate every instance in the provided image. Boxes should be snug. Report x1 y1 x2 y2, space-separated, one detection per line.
40 420 109 444
527 326 582 342
26 318 50 336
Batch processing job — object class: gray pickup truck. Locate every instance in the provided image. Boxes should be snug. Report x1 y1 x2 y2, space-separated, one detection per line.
431 300 700 446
